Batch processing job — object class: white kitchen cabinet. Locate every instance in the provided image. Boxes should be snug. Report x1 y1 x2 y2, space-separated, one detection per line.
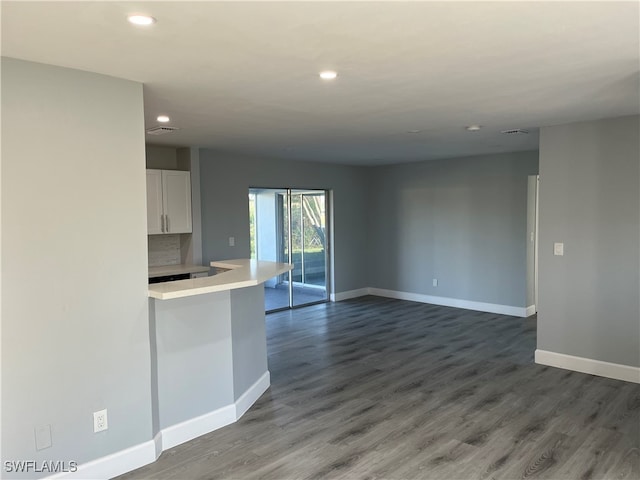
146 169 192 234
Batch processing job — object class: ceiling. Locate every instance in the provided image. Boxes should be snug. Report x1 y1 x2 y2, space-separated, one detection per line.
2 1 639 166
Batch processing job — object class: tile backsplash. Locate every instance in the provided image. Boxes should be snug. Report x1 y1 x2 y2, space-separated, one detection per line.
148 234 181 267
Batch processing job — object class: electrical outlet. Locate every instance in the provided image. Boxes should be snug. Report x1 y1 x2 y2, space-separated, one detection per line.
93 409 108 433
35 424 52 450
229 236 235 247
432 278 438 287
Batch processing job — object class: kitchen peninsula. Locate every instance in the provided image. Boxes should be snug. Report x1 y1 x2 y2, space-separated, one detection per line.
148 259 292 450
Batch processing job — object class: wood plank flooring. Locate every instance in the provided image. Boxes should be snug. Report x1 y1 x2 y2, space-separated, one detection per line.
117 296 640 479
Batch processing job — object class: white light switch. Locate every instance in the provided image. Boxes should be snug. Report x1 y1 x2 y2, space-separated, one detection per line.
554 242 564 256
229 236 235 247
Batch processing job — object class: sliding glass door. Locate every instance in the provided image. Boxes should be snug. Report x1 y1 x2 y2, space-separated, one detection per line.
249 188 329 312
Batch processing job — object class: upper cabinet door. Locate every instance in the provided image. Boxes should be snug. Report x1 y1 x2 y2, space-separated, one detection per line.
146 169 164 234
162 170 192 234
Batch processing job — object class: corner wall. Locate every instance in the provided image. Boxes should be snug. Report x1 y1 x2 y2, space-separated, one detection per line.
1 58 152 478
367 151 539 313
537 116 640 372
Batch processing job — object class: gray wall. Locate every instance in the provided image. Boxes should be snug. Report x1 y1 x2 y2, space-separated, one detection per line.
199 151 369 294
152 292 234 429
230 286 268 400
367 152 539 308
146 145 178 170
538 116 640 367
1 59 151 476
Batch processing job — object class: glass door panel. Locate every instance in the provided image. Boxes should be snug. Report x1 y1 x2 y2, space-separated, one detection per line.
249 188 329 312
249 188 290 311
289 192 303 285
292 190 328 307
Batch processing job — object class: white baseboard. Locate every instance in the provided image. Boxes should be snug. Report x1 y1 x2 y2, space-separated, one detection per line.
235 371 270 419
160 404 237 451
161 370 271 450
47 371 271 479
535 349 640 384
331 288 370 302
153 432 163 458
369 288 527 317
47 439 157 479
331 287 527 317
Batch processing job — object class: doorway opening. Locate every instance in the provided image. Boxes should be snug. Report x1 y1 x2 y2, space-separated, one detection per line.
249 188 330 312
526 175 539 316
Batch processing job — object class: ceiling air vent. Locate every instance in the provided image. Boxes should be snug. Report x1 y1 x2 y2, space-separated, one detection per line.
501 128 529 135
146 126 179 136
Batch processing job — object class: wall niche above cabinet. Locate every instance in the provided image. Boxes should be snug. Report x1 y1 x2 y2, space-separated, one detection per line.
147 169 192 234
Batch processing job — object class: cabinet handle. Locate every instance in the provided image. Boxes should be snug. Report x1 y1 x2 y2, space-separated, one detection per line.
161 215 165 233
165 214 169 233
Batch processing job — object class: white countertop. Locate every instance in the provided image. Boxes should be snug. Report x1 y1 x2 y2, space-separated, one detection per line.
149 264 210 278
148 259 293 300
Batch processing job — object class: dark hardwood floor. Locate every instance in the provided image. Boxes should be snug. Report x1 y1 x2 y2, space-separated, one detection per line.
118 296 640 479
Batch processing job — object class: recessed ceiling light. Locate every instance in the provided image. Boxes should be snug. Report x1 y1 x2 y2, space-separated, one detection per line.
157 115 170 123
128 15 156 26
466 125 482 131
407 129 421 134
319 71 338 80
